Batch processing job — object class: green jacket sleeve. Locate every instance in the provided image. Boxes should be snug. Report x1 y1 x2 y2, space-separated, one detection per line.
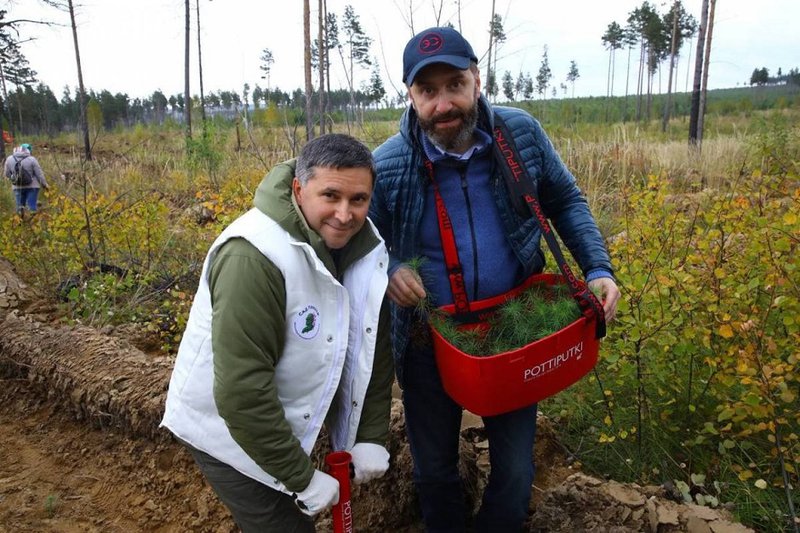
210 238 315 493
355 298 395 445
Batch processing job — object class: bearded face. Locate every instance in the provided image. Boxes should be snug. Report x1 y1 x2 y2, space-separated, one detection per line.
417 99 479 152
408 63 482 154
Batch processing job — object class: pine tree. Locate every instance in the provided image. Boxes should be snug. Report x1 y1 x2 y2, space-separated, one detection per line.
514 72 526 100
364 62 385 107
339 5 371 128
485 13 507 101
259 49 275 92
0 31 37 142
502 71 515 102
689 0 709 146
183 0 191 142
566 60 580 98
304 0 314 140
601 21 624 98
536 45 552 99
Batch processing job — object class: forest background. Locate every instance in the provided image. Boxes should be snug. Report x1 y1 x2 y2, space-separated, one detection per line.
1 1 798 532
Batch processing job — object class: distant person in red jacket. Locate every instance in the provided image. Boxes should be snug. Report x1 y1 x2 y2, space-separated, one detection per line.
4 143 48 216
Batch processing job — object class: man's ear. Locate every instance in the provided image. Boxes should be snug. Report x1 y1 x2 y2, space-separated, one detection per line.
292 177 303 204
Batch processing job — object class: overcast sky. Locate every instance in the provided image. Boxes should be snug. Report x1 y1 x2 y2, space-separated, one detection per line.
10 0 800 103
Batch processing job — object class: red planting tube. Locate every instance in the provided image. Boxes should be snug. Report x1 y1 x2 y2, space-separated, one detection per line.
325 451 353 533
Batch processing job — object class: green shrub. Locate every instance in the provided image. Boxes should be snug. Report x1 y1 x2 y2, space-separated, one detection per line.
545 170 799 532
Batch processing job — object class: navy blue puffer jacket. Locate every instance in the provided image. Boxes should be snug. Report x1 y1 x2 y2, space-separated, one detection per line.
370 96 612 385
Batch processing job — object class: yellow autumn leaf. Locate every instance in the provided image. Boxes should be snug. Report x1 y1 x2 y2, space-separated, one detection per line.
754 479 767 489
718 324 734 339
784 212 798 225
738 469 753 481
598 433 616 443
604 415 612 426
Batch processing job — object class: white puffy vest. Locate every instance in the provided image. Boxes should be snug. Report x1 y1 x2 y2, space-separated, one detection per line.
161 208 388 493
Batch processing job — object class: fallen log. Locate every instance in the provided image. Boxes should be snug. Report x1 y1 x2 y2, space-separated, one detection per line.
0 312 174 441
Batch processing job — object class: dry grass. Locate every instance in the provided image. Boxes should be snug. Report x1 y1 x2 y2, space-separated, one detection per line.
556 130 752 237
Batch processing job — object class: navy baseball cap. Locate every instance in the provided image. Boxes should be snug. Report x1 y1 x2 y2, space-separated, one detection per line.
402 27 478 85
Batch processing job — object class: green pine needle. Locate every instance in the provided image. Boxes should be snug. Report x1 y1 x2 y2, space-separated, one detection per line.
431 280 583 357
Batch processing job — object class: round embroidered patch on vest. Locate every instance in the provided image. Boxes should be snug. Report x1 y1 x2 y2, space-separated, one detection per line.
293 305 321 339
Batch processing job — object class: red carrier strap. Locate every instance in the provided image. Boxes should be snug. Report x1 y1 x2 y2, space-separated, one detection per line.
491 113 606 339
423 159 471 315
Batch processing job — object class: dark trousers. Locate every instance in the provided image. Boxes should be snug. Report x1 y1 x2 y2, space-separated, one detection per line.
182 441 315 533
403 346 538 533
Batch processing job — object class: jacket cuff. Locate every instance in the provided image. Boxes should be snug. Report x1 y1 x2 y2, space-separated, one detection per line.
387 256 405 278
282 460 316 493
585 268 614 282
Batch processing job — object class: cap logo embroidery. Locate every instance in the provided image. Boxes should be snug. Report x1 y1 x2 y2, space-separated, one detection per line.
293 305 321 340
419 33 443 54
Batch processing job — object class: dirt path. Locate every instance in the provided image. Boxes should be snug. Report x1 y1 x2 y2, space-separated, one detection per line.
0 366 756 533
0 379 235 533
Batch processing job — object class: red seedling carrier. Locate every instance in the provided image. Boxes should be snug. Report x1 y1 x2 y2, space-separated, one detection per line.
422 112 608 417
430 274 600 417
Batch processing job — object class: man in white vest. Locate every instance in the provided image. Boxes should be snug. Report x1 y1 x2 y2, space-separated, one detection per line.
162 134 393 532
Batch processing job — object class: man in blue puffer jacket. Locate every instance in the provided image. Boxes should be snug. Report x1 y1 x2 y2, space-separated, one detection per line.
370 27 621 532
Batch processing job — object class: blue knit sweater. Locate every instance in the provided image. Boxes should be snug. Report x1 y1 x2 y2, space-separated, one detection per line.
417 128 524 307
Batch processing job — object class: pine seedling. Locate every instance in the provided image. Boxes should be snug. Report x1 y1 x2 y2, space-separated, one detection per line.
488 296 534 353
404 256 434 317
429 310 457 338
534 282 581 338
457 326 488 356
430 311 487 355
431 280 583 357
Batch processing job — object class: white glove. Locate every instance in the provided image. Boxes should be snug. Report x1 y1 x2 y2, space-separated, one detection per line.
349 442 390 484
294 469 340 516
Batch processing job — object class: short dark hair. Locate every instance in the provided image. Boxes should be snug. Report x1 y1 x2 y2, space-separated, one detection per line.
295 134 376 186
